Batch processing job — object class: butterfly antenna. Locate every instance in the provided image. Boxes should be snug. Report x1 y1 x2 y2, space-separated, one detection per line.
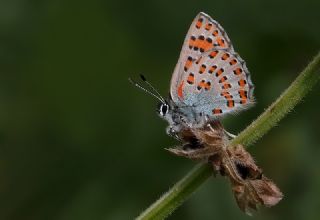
129 77 165 104
139 74 166 103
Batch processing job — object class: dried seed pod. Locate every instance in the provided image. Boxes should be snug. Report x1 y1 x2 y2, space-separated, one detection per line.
167 121 225 160
167 122 283 215
224 145 283 214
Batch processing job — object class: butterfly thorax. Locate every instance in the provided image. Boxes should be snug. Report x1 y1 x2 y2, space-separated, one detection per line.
158 99 208 139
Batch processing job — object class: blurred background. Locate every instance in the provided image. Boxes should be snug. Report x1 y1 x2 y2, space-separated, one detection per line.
0 0 320 219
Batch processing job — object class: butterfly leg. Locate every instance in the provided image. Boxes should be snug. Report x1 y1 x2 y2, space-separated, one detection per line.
179 115 193 129
206 121 236 140
170 147 220 160
166 126 181 140
224 129 237 139
166 144 220 160
207 122 218 133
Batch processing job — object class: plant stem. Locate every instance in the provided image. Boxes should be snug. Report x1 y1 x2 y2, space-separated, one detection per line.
136 52 320 220
136 164 212 220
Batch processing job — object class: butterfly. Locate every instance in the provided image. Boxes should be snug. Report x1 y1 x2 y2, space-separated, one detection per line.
131 12 254 140
130 13 283 214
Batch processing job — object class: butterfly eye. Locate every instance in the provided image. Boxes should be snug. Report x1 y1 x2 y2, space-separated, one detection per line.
158 103 169 116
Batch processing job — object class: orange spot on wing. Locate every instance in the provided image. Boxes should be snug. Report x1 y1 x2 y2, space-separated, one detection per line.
188 36 196 48
205 82 211 91
202 40 212 51
218 76 227 83
198 80 206 89
229 59 237 65
196 18 203 29
222 83 231 89
234 68 243 75
240 99 247 104
238 79 246 87
221 53 230 60
221 92 233 101
208 65 217 73
209 50 218 58
227 100 235 108
239 90 248 104
193 36 213 53
197 80 211 91
193 39 201 49
177 81 184 99
215 68 224 77
205 23 212 31
216 37 225 47
199 64 206 74
184 57 193 71
187 74 195 84
212 108 223 115
221 91 229 97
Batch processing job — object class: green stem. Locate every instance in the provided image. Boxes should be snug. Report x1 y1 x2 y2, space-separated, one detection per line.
136 52 320 220
136 164 212 220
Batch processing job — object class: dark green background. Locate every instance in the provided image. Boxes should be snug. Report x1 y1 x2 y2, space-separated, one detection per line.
1 0 320 219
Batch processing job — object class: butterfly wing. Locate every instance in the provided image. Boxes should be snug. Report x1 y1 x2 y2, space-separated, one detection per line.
170 12 254 118
170 12 234 103
180 49 254 118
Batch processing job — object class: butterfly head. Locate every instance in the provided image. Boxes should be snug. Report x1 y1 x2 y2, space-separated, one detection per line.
157 100 185 139
157 100 177 130
157 101 170 117
129 75 184 136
